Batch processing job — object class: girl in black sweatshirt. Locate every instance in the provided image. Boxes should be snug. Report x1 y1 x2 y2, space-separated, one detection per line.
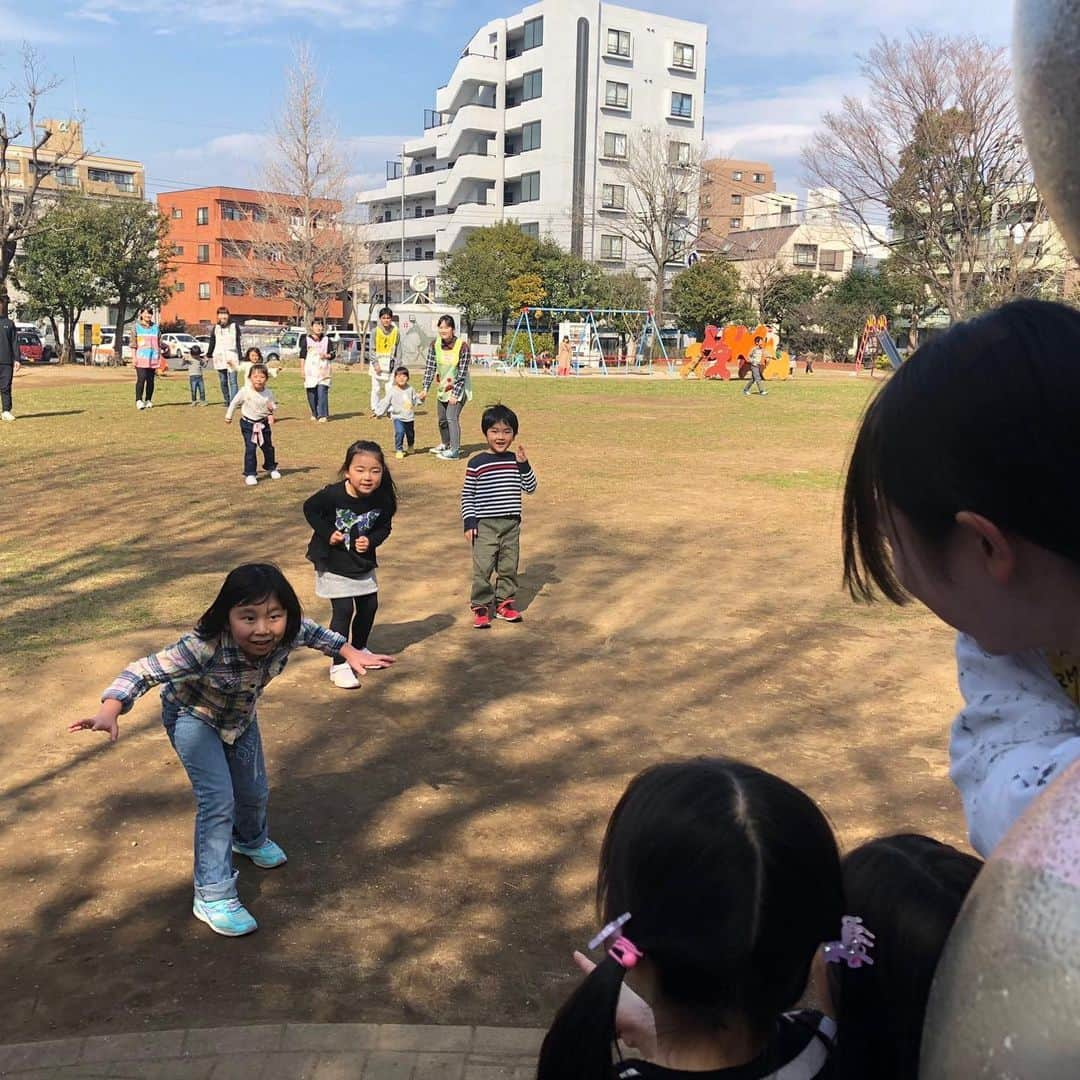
303 440 398 689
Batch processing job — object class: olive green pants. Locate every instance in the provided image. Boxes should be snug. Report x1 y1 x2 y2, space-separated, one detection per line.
471 517 520 608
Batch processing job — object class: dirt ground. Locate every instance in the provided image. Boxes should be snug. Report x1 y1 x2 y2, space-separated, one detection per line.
0 365 963 1043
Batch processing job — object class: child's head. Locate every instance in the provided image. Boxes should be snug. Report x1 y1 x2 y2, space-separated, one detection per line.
245 346 263 364
249 364 269 389
538 758 844 1079
481 403 519 453
379 306 395 328
310 317 325 336
138 306 153 325
216 306 230 326
394 366 410 386
195 563 302 653
828 834 981 1080
338 439 398 511
842 299 1080 653
754 336 763 345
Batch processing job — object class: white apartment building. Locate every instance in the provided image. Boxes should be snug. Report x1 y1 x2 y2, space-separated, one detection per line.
356 0 708 304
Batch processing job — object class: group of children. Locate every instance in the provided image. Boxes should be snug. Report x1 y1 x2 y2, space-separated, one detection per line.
68 296 1080 1076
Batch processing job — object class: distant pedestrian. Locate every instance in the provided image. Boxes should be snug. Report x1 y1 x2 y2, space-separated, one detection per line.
0 294 19 422
208 306 242 405
804 354 815 375
133 306 161 410
300 318 333 422
188 346 207 406
743 336 767 397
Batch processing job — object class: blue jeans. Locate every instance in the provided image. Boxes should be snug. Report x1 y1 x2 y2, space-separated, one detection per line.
217 368 239 404
240 417 277 476
162 706 269 902
306 384 329 419
189 375 205 402
393 419 415 451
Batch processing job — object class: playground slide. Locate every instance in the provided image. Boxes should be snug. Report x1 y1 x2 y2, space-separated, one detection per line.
878 330 903 370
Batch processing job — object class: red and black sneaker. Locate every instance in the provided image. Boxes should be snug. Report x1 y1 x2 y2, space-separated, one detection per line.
472 605 492 629
495 598 523 622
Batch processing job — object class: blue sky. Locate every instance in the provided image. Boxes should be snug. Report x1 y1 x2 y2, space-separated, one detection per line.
5 0 1012 202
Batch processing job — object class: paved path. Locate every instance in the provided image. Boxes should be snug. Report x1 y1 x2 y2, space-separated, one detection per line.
0 1023 546 1079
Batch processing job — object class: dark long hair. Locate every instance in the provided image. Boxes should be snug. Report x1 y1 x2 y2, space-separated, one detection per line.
842 299 1080 603
537 758 844 1080
195 563 303 643
338 440 398 517
829 834 981 1080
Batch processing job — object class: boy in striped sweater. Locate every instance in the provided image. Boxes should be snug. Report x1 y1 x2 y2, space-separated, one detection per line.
461 404 538 628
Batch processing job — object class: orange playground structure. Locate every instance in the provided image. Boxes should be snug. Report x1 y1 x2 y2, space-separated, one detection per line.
680 324 791 381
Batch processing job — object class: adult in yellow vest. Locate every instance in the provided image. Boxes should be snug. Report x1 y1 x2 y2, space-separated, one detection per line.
420 314 472 460
370 306 400 417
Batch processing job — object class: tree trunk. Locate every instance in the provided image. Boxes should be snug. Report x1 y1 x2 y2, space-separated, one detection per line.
114 292 128 368
50 314 63 364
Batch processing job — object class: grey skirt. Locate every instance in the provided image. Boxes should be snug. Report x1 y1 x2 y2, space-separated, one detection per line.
315 569 378 599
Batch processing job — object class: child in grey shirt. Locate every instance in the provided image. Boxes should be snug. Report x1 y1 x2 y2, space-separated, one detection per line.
378 366 423 458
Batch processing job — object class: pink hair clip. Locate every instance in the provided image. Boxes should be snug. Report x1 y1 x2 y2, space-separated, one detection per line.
823 915 876 969
608 935 644 969
588 912 632 951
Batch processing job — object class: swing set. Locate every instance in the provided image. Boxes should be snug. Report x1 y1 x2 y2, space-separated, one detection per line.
501 306 670 376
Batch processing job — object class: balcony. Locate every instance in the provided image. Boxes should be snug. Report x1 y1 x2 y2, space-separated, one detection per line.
435 52 500 114
365 215 444 245
436 153 500 206
433 103 500 162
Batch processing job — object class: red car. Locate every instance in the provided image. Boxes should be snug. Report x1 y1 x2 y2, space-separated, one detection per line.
17 330 43 363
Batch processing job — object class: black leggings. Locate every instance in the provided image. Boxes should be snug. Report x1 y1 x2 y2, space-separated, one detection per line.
329 593 378 661
135 367 156 403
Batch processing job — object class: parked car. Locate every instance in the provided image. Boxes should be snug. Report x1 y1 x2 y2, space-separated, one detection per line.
17 330 44 363
161 332 201 360
94 333 132 365
264 329 304 364
327 331 362 364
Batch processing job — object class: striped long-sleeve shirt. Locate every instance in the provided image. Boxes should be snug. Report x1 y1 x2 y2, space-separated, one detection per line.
460 451 538 531
101 618 346 743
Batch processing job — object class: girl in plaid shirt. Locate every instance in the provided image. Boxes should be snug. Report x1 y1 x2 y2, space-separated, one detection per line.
70 564 394 937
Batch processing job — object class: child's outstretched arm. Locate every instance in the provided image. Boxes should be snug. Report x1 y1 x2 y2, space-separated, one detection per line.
950 632 1080 855
296 617 395 670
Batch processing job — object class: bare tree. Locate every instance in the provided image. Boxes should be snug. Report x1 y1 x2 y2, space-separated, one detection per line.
802 32 1055 322
598 128 702 321
0 47 89 299
740 255 790 321
239 46 354 323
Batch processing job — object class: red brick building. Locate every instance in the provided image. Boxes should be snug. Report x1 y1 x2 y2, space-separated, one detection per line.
158 186 345 330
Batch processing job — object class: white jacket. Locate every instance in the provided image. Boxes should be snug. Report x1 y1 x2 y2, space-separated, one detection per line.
950 632 1080 856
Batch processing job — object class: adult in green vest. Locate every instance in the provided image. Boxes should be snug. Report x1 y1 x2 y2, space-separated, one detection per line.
420 314 472 461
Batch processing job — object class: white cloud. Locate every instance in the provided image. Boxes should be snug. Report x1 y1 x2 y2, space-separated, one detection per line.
0 5 72 41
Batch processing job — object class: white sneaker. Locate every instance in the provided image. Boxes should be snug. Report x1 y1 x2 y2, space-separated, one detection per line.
1 411 13 422
318 416 328 423
428 444 446 454
245 475 258 486
144 401 153 409
136 400 146 410
329 662 361 689
269 470 282 480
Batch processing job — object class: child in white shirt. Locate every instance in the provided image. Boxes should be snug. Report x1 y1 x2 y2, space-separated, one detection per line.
226 364 280 486
300 318 333 422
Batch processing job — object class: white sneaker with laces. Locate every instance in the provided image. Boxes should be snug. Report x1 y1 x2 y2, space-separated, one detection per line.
269 470 282 480
329 662 361 689
245 475 258 486
1 411 13 422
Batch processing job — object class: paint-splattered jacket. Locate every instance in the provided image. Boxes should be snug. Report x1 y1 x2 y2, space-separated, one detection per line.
951 632 1080 856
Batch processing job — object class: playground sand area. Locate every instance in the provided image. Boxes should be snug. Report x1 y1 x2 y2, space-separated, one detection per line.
0 367 961 1042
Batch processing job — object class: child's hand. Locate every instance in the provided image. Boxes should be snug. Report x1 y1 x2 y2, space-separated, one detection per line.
353 536 371 553
515 443 527 462
465 528 477 544
329 530 347 546
418 390 427 401
268 415 275 426
69 701 122 742
225 417 233 424
448 394 459 405
572 951 656 1054
340 643 395 672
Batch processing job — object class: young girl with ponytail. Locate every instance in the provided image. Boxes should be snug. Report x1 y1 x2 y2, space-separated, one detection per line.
538 758 847 1080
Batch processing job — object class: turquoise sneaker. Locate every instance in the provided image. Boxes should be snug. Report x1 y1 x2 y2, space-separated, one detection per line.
232 838 288 868
193 896 258 937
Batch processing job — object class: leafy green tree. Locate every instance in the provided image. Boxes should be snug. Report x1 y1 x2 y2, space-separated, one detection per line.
97 200 173 359
760 272 828 333
534 240 610 311
15 196 110 363
670 258 752 338
507 272 546 314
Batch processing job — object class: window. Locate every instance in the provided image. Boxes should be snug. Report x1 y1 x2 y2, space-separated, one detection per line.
36 163 78 186
196 206 209 226
520 171 540 202
198 282 211 300
607 28 631 57
522 69 542 101
222 240 251 259
254 283 274 298
732 170 743 181
605 81 629 109
730 218 741 229
171 207 182 219
415 246 423 259
669 141 691 166
670 92 693 119
731 194 742 205
224 279 245 296
600 234 624 260
523 16 543 49
701 217 711 231
520 222 540 239
601 183 626 209
672 42 695 69
171 244 184 255
793 244 818 267
220 203 244 222
424 248 434 259
603 132 628 159
521 120 541 152
819 249 844 271
752 172 766 183
197 244 210 263
174 281 185 292
674 193 689 216
88 167 135 190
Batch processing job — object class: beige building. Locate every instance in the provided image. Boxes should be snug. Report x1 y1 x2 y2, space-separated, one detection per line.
699 158 776 244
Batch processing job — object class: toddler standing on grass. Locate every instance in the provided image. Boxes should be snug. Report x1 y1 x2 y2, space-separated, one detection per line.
188 347 207 406
461 404 537 629
377 366 423 458
226 363 280 486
